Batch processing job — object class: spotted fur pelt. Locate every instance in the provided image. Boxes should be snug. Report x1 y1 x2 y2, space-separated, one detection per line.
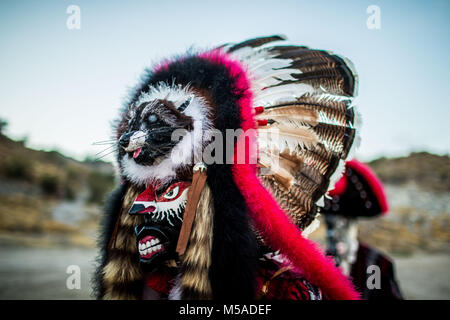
92 183 145 299
169 184 214 299
93 182 214 300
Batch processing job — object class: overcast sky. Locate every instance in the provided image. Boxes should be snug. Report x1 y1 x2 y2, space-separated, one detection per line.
0 0 449 162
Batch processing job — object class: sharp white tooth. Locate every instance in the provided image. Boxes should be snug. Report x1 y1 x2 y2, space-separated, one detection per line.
151 239 156 245
157 244 161 250
146 241 150 248
139 243 143 250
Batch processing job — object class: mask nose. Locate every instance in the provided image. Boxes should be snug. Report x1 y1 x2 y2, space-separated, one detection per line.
120 131 146 151
119 132 132 149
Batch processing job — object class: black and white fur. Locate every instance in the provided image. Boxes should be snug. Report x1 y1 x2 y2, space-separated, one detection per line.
118 83 213 187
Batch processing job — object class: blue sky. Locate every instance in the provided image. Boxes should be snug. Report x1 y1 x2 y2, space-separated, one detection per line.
0 0 449 162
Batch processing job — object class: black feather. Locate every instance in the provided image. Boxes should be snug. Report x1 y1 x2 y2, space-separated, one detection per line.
227 35 286 52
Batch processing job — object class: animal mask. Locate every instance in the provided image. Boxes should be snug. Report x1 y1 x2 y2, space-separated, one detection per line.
129 181 190 269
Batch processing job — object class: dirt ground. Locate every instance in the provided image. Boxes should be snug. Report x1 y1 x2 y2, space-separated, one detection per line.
0 246 449 300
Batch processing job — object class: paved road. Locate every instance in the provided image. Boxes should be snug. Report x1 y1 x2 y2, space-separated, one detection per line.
0 247 97 299
0 247 448 299
393 253 450 300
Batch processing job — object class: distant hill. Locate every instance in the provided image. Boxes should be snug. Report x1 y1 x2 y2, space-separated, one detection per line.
0 133 115 202
361 152 450 254
368 152 450 193
0 133 116 248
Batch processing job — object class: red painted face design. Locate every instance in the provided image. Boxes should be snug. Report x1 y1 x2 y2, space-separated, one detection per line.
129 181 191 264
129 182 190 226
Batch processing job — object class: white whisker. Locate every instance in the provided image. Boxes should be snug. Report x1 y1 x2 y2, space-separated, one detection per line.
95 144 116 156
96 148 117 160
92 139 116 145
92 142 116 146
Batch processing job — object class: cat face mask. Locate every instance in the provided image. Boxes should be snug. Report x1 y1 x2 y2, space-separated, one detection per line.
129 181 190 269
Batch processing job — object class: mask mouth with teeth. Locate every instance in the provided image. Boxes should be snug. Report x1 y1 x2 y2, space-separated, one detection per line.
129 181 190 270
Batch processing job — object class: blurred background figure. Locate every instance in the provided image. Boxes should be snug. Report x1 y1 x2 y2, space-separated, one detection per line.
323 160 403 299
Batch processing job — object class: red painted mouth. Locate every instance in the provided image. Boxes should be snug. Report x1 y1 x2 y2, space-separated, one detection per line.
138 235 164 259
139 205 156 213
133 147 142 159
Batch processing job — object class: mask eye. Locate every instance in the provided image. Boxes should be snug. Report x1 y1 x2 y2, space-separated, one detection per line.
162 186 179 200
148 114 158 123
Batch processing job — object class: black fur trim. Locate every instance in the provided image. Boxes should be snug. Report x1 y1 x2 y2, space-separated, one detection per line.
91 182 129 299
207 164 259 299
127 56 259 299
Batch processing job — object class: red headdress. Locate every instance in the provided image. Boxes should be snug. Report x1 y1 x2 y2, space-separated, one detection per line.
324 159 389 217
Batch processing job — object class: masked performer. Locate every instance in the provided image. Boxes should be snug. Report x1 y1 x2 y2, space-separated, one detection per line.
323 160 403 299
93 35 362 300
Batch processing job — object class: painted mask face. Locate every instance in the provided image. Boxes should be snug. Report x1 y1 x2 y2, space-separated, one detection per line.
129 181 190 269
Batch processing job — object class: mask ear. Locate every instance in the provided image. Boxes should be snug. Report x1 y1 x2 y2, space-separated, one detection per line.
175 96 193 112
127 102 137 120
